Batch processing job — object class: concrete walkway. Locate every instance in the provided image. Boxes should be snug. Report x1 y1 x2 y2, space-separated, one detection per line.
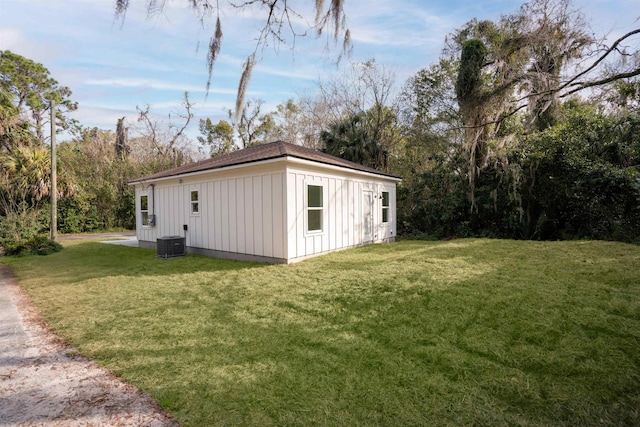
0 265 179 426
57 232 136 241
99 236 139 247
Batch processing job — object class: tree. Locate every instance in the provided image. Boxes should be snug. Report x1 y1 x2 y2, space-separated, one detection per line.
0 144 51 210
0 50 78 147
0 52 79 245
446 0 638 211
321 109 390 171
521 0 591 130
393 0 639 239
198 118 234 156
135 92 195 167
593 53 640 115
0 86 30 153
114 1 351 119
300 60 402 155
271 99 306 145
450 17 531 210
514 102 640 240
236 99 279 148
57 127 136 232
0 87 19 139
0 144 52 245
115 117 129 160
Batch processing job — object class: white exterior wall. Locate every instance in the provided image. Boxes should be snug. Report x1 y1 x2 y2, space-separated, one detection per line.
134 162 288 261
134 157 398 263
285 163 397 262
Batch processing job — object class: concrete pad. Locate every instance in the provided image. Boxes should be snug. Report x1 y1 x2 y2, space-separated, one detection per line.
99 237 139 247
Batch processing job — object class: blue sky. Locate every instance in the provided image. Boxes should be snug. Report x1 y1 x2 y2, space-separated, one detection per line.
0 0 638 141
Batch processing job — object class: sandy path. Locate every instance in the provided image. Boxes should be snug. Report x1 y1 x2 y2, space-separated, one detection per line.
0 265 180 427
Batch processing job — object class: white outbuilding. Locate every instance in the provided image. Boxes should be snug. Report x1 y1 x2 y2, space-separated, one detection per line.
129 140 401 263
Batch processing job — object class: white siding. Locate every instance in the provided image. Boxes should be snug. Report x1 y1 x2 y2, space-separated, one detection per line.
285 165 398 261
133 158 398 262
134 164 288 260
272 173 285 259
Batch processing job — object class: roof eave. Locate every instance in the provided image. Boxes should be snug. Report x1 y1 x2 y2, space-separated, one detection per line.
284 156 402 181
128 153 402 186
128 156 288 185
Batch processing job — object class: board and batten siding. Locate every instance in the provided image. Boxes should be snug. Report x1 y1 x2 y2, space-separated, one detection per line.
285 165 397 262
135 165 287 260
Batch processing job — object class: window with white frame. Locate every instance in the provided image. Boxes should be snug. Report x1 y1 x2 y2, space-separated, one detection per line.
140 195 149 226
307 184 323 232
382 191 390 223
190 190 199 215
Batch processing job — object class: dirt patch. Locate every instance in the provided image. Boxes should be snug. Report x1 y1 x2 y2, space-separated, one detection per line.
0 265 180 426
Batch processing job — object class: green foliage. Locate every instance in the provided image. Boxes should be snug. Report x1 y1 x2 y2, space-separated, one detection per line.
0 208 48 250
397 150 469 239
399 67 640 242
197 118 234 157
0 50 78 146
0 144 52 206
115 188 136 230
4 234 62 256
57 197 103 233
455 38 487 101
396 0 639 243
53 127 143 233
515 104 640 241
321 109 394 171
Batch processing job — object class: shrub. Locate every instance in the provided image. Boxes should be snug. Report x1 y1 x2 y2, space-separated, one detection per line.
0 209 48 248
4 235 63 256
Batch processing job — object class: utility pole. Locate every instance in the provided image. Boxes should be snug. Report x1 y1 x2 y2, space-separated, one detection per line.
50 102 57 241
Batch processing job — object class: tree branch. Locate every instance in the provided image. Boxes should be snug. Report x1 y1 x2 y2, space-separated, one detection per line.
556 28 640 93
560 68 640 97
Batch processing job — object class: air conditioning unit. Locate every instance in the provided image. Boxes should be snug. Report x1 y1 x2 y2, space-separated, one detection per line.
157 236 185 258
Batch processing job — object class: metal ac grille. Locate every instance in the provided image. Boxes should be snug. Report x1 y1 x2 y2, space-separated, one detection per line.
157 236 185 258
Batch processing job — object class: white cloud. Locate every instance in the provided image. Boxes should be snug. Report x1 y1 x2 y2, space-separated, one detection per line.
84 77 236 94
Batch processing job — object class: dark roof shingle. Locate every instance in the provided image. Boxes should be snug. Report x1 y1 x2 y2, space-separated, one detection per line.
129 140 401 183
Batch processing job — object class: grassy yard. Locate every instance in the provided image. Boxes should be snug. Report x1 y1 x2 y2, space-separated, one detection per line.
3 239 639 426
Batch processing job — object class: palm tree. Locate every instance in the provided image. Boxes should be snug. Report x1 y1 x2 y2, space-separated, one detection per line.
320 111 388 171
0 144 51 213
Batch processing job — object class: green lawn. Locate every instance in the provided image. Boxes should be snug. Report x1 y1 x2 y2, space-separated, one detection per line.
3 239 639 426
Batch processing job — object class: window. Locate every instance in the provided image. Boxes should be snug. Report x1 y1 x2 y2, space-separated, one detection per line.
140 195 149 226
307 184 323 232
382 191 389 223
191 190 199 214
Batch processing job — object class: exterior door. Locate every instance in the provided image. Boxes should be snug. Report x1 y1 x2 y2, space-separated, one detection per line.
363 191 374 243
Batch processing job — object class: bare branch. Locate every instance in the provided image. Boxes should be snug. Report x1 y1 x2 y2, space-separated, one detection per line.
114 0 351 115
136 104 161 154
556 28 640 93
167 92 195 148
561 68 640 97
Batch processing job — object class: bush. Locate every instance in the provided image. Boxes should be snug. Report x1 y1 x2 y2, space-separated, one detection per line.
0 208 49 249
4 235 63 256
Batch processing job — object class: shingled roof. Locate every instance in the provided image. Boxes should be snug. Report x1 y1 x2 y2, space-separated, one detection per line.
129 140 401 183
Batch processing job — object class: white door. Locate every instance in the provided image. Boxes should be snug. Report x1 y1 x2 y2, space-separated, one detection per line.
363 191 374 243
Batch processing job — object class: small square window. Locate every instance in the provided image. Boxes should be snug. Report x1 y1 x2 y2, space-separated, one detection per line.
307 184 323 232
308 209 322 231
308 185 323 208
140 195 149 226
191 190 199 215
382 191 389 223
